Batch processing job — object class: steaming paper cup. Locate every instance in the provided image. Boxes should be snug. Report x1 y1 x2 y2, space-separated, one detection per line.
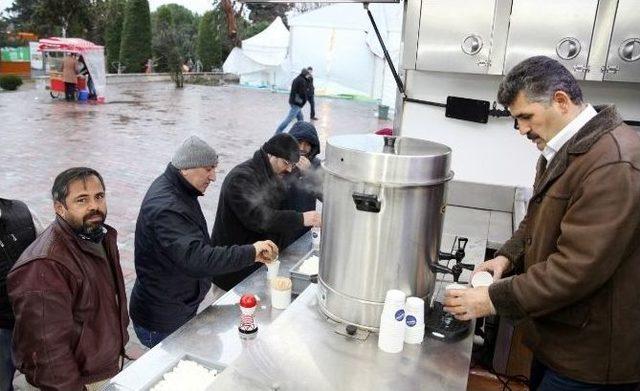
271 277 292 309
471 271 494 288
266 260 280 280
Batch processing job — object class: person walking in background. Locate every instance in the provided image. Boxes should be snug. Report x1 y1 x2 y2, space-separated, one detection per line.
306 67 318 120
275 68 311 134
145 58 154 74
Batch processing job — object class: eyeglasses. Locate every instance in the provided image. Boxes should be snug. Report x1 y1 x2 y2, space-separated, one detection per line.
280 158 295 169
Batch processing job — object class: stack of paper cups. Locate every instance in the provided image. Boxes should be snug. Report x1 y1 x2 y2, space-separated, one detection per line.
404 297 425 344
378 289 407 353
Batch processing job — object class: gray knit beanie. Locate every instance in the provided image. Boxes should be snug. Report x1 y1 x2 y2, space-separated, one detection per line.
171 136 218 169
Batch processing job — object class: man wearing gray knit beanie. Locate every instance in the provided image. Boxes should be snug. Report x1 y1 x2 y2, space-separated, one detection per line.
129 135 279 348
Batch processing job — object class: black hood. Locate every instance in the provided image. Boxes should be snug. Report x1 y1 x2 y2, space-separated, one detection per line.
289 121 320 159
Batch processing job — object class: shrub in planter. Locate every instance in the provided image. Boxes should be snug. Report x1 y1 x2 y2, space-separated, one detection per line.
0 75 23 91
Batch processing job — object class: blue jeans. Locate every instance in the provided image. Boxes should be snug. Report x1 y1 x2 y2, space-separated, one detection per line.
531 358 639 391
0 328 14 391
133 323 171 349
275 104 303 134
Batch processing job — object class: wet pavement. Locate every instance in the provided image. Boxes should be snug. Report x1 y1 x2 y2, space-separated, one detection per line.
1 80 390 386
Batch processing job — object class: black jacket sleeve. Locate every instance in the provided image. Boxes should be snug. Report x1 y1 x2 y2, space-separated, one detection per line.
227 173 305 235
154 209 256 277
290 77 308 106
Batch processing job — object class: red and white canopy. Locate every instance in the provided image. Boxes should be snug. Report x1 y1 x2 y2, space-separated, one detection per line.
38 37 103 54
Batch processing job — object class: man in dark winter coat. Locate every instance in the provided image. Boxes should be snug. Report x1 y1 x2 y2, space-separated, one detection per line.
306 66 318 120
130 136 278 348
211 133 322 291
275 68 311 134
282 121 323 242
0 198 43 391
8 168 129 390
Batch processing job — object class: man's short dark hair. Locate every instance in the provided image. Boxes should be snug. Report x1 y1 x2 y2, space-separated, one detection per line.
497 56 583 107
307 66 313 71
52 167 105 205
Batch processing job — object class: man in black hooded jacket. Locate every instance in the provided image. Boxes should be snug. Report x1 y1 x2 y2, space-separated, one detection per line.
282 121 323 242
211 133 322 291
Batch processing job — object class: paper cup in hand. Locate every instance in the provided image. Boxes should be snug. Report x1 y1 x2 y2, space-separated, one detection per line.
471 271 494 288
266 259 280 280
445 283 468 291
271 276 292 309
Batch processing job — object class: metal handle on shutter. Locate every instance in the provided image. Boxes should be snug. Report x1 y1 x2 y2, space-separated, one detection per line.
461 35 483 56
619 38 640 62
556 37 581 60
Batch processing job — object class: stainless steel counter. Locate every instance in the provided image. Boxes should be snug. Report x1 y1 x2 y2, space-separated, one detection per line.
211 285 471 391
108 212 488 391
107 235 314 390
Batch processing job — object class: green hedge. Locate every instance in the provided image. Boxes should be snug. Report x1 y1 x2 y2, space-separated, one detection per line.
196 11 217 72
119 0 152 73
0 75 23 91
105 0 127 73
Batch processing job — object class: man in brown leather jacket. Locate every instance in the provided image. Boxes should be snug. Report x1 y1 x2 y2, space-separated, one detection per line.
7 167 129 391
444 56 640 390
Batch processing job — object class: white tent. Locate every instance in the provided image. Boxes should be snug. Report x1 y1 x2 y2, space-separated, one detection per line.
223 17 290 88
223 5 402 115
284 3 402 112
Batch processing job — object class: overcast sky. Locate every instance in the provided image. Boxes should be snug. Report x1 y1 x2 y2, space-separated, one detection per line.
1 0 215 16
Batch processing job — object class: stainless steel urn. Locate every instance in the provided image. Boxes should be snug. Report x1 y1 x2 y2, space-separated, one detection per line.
318 135 453 330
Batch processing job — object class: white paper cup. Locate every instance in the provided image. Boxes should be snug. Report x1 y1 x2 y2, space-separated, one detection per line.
404 297 425 344
271 288 291 309
378 318 405 353
266 260 280 280
271 277 292 309
471 271 494 288
404 325 425 345
384 289 407 307
405 297 425 317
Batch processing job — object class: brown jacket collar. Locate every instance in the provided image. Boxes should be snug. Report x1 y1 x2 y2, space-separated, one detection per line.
13 215 117 270
533 105 624 199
